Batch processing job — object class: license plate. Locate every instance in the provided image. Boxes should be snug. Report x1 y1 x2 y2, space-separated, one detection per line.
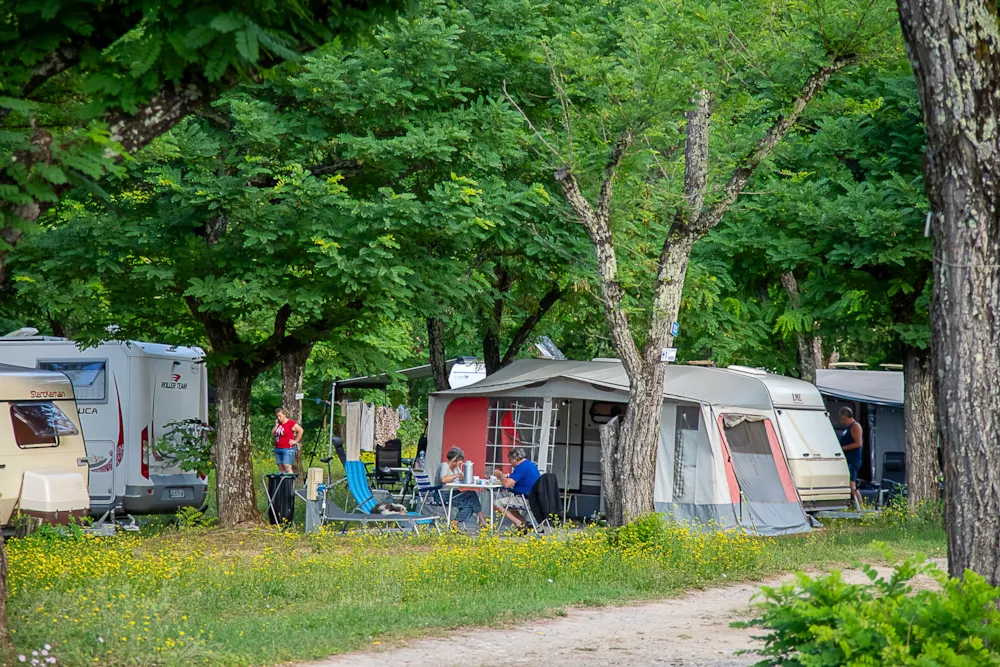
168 489 186 499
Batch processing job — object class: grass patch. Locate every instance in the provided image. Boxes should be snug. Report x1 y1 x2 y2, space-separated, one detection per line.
7 505 945 667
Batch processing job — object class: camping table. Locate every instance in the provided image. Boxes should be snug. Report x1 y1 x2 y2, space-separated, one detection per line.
444 481 503 532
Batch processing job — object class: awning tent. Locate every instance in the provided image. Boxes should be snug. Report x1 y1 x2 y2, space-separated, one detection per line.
427 359 823 536
815 369 903 407
814 369 905 485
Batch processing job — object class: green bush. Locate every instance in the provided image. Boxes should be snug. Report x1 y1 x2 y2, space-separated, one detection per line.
608 513 666 551
739 555 1000 666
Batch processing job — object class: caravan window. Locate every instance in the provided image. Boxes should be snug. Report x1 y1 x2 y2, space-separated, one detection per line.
11 402 80 448
37 360 107 403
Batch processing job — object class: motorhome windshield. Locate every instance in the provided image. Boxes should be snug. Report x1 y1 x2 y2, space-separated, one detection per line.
11 402 79 448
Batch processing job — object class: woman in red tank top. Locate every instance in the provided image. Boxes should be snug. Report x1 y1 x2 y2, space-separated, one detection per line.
273 408 304 473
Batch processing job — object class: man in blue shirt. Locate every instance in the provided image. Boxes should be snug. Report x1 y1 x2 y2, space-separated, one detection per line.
493 446 540 528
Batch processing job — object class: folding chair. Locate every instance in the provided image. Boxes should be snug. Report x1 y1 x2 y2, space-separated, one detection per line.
411 470 446 513
343 460 439 532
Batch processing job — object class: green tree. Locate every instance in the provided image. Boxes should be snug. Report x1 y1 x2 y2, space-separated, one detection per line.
15 78 492 525
0 0 393 281
510 0 898 525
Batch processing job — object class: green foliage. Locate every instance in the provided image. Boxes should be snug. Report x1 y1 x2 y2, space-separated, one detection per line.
740 556 1000 666
175 506 216 530
693 61 929 370
1 0 395 231
154 419 214 477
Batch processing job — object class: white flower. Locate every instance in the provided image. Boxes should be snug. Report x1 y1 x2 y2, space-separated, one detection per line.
40 650 48 656
43 646 51 651
17 656 25 663
97 637 104 644
31 652 38 657
46 659 56 665
547 578 553 583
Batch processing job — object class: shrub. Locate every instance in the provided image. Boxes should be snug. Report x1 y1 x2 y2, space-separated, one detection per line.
739 555 1000 666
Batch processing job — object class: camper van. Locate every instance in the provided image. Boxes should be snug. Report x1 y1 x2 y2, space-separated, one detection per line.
0 363 90 526
0 332 209 516
727 366 854 510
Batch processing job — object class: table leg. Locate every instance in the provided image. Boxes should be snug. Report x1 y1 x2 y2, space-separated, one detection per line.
447 487 455 525
489 487 495 532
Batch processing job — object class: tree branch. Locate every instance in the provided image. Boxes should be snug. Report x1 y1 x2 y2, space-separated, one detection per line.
597 129 635 223
682 90 711 220
692 55 856 235
554 153 641 376
500 285 564 368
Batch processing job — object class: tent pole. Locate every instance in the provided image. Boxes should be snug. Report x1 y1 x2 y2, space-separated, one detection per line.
563 400 571 524
328 381 337 458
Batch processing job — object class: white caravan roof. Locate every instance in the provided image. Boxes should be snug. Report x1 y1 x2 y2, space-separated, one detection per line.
815 369 903 407
434 359 826 411
0 336 204 361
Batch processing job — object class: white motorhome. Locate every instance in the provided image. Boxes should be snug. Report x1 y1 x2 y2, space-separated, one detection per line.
0 331 209 516
0 363 90 526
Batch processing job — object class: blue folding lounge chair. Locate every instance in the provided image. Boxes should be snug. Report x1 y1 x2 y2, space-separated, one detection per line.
343 461 440 533
295 488 442 534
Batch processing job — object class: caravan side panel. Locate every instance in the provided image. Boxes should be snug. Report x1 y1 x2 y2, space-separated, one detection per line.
774 408 851 508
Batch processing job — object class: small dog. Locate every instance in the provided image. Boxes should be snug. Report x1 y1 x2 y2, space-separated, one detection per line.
371 502 408 515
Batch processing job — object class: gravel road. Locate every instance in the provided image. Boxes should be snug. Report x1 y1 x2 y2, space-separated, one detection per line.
307 559 945 667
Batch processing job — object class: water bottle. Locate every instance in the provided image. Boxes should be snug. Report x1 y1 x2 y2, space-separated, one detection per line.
463 460 474 484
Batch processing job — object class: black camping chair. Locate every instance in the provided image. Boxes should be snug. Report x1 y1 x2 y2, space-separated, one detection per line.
527 472 560 534
374 438 403 493
881 452 907 503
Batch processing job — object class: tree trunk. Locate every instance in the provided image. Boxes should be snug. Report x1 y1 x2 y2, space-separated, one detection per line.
483 267 511 376
904 347 939 507
779 270 820 383
281 344 314 477
213 364 260 527
599 416 621 524
427 318 450 390
897 0 1000 583
608 366 667 524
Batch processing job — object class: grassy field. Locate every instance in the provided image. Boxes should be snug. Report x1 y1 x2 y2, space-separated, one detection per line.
7 501 945 667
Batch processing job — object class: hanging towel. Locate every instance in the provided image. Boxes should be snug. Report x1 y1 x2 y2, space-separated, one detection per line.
360 402 376 452
345 402 362 461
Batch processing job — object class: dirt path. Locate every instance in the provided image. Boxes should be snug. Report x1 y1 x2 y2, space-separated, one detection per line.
308 559 945 667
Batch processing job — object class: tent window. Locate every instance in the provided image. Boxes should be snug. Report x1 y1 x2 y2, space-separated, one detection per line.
673 406 700 499
486 398 555 472
11 402 79 449
38 360 107 403
722 418 772 455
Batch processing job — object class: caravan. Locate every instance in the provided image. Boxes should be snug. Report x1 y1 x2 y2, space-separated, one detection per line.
0 363 90 526
0 331 209 516
426 360 852 534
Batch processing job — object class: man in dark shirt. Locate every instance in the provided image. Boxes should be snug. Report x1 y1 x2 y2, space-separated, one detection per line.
839 406 864 509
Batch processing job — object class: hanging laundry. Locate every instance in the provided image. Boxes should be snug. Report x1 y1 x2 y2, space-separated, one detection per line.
359 402 376 452
345 402 362 461
375 405 401 445
396 404 411 421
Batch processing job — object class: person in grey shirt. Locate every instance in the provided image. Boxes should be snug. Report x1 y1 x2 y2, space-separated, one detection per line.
438 447 487 529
